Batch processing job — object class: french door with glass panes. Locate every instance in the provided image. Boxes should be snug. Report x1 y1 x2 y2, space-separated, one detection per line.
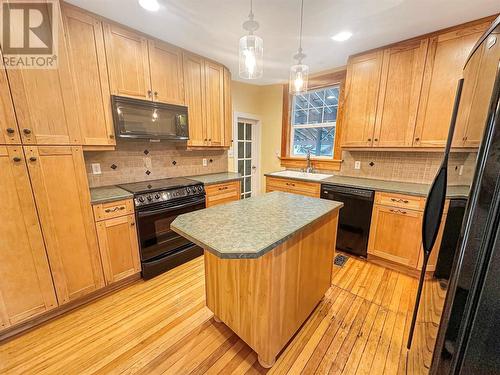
236 119 259 199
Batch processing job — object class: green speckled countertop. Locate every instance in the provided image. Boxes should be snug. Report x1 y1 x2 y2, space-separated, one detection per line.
171 191 343 259
265 172 470 199
189 172 242 186
90 186 133 204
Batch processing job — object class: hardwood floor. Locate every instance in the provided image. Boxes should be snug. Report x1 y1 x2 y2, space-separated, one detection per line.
0 254 446 374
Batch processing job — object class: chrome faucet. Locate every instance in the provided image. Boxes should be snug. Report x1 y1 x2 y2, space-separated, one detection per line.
305 150 313 173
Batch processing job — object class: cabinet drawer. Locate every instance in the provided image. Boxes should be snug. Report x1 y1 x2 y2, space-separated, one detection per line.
93 199 134 221
205 181 241 207
375 192 425 211
266 177 320 198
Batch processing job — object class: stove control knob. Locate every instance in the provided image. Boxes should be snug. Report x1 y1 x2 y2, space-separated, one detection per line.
155 193 160 200
138 196 145 203
147 195 153 201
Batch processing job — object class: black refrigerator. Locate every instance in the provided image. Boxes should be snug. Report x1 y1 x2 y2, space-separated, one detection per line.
407 16 500 375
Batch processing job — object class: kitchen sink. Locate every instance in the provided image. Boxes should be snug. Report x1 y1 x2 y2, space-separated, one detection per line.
271 170 332 181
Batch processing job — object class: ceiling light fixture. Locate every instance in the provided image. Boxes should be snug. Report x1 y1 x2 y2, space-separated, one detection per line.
239 0 263 79
331 31 352 42
289 0 309 94
138 0 160 12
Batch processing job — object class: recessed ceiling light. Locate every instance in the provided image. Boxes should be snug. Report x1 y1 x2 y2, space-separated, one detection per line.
331 31 353 42
138 0 160 12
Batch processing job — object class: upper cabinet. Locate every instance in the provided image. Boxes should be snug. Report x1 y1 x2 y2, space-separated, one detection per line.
148 40 185 105
3 2 81 145
204 61 225 147
0 53 19 145
63 5 115 146
341 51 383 147
414 22 490 147
104 23 151 100
373 39 428 147
183 53 207 146
223 67 233 148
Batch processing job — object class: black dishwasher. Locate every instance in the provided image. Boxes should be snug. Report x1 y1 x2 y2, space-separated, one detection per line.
321 184 374 257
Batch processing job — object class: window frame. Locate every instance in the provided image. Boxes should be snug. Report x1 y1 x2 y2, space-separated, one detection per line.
290 85 340 158
281 70 346 171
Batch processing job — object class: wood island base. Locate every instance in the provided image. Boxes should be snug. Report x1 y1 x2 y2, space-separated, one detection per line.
203 211 339 368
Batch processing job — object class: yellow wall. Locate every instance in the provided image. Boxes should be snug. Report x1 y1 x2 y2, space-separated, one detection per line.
229 81 284 193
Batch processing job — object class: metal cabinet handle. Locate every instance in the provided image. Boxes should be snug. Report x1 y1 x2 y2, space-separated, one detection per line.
218 186 228 191
23 128 32 135
374 138 378 142
109 134 115 139
6 128 15 134
12 156 21 162
131 222 135 226
209 139 212 142
390 198 409 204
29 156 37 162
415 137 420 142
147 90 152 98
104 206 125 213
154 91 158 97
389 209 407 214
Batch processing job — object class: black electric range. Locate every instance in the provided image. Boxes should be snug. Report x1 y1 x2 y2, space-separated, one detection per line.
118 177 205 279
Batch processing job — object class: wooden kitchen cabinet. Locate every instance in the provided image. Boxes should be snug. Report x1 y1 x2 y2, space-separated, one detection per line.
104 23 151 100
373 39 428 147
223 67 233 147
63 5 115 146
341 51 383 147
24 146 104 305
95 213 141 285
0 53 20 145
368 204 423 268
414 22 489 147
183 52 207 146
148 39 185 105
205 181 241 207
266 176 321 198
204 61 225 147
0 146 58 329
5 2 81 145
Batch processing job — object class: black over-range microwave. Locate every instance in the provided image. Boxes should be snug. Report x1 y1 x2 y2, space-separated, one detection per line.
111 95 189 141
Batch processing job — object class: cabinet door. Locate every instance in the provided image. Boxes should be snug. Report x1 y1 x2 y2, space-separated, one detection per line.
223 67 233 148
204 61 225 146
341 51 383 147
373 40 428 147
0 52 20 145
0 146 57 329
96 214 140 284
104 23 151 100
183 53 207 146
25 146 104 304
414 23 489 147
148 39 184 105
5 2 81 145
63 6 114 146
368 205 422 268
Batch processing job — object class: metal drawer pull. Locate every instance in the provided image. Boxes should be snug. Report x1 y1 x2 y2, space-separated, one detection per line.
105 206 125 213
285 182 296 187
6 128 15 134
389 209 407 214
390 198 409 204
12 157 21 162
218 186 229 191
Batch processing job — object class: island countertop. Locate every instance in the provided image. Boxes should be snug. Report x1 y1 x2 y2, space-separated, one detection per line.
171 191 343 259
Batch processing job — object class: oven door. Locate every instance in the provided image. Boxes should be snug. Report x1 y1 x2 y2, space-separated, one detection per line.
135 196 205 262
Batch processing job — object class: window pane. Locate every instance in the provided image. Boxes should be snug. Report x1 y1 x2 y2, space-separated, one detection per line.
238 122 244 140
293 109 307 125
244 160 251 175
245 123 252 140
245 177 251 191
292 126 335 157
238 142 244 158
245 142 252 158
310 90 325 106
244 193 251 199
324 106 338 123
308 108 322 124
294 94 308 108
238 160 244 175
325 87 339 106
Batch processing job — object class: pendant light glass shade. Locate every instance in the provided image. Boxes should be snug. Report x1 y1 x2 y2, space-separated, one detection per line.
239 34 263 79
289 63 309 94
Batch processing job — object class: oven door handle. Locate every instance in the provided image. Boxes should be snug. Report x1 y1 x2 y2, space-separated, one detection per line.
137 198 205 218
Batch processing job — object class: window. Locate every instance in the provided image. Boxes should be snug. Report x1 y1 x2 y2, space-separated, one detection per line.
290 85 339 157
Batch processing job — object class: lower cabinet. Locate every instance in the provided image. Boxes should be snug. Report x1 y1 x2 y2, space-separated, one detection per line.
0 146 58 329
265 176 321 198
205 181 241 207
93 200 141 285
25 146 105 304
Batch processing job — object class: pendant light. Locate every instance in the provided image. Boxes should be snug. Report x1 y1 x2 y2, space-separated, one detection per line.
239 0 263 79
289 0 309 94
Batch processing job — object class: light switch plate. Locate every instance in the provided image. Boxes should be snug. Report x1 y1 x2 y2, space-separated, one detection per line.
203 158 208 167
459 165 464 176
354 161 361 170
91 163 101 175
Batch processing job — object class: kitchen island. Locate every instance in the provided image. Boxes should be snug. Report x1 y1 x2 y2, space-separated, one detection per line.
171 191 343 368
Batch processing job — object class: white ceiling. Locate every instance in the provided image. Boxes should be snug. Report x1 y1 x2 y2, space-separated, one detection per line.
66 0 499 85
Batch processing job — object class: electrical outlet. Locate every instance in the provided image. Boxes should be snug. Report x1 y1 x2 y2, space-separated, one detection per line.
202 158 208 167
354 161 361 170
143 157 152 169
459 165 464 176
91 163 101 175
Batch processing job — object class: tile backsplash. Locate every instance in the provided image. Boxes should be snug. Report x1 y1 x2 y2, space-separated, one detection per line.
339 151 477 186
84 140 228 188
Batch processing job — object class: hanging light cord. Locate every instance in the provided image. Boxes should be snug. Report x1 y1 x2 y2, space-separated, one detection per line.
298 0 304 53
249 0 254 19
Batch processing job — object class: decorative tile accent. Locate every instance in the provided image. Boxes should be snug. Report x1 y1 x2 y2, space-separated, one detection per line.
84 140 228 188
